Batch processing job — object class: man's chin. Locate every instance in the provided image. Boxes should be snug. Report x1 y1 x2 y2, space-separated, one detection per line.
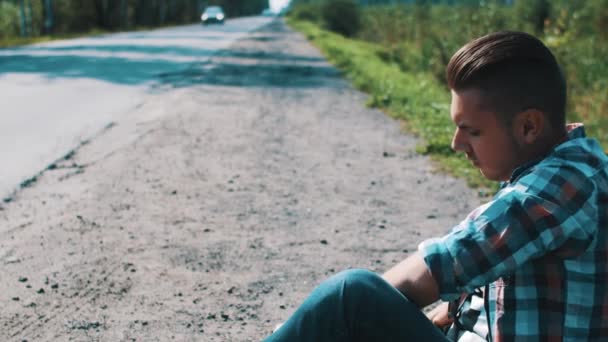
480 169 509 182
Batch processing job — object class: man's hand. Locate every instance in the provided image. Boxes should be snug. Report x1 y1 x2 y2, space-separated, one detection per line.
426 302 454 329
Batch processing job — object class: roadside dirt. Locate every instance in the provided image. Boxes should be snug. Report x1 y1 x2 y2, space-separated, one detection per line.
0 19 480 341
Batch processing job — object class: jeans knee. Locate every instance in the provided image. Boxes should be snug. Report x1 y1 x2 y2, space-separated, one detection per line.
335 268 378 282
331 268 381 294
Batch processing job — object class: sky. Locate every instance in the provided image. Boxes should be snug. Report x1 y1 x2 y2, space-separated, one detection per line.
269 0 290 12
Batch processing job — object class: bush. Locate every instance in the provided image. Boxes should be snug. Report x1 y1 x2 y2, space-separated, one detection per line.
514 0 550 34
289 3 322 23
0 2 19 38
322 0 360 37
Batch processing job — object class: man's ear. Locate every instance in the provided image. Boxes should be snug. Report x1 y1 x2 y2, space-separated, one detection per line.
514 109 544 144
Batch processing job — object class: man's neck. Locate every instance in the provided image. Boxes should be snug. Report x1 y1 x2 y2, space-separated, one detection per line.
529 125 568 161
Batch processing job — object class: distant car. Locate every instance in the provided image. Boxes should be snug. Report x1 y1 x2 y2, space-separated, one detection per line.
201 6 225 25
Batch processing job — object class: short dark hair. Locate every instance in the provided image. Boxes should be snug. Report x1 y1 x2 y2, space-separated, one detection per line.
446 31 566 130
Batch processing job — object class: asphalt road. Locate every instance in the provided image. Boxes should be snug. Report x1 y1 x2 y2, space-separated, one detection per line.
0 16 274 201
0 18 480 341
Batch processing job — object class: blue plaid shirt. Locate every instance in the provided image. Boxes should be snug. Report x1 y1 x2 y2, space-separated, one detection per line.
420 124 608 341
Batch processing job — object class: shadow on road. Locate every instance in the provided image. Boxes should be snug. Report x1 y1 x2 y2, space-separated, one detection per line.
22 44 219 58
0 54 187 85
158 62 339 89
0 20 340 89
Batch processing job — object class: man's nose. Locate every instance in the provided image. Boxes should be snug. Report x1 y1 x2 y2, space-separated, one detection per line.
451 129 466 152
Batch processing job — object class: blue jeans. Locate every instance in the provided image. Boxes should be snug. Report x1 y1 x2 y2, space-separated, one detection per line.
264 269 450 342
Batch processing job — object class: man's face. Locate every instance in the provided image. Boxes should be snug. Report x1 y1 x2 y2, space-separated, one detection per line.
450 89 523 182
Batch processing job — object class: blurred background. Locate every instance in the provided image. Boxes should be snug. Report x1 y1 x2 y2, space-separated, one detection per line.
0 0 287 40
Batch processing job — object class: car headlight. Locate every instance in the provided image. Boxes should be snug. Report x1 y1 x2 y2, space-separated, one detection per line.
202 14 208 20
216 14 224 20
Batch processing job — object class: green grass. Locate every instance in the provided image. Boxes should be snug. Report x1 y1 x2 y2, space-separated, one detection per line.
0 23 185 48
288 18 497 192
0 29 110 48
1 36 55 48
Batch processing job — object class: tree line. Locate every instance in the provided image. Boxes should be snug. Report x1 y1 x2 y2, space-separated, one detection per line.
0 0 268 39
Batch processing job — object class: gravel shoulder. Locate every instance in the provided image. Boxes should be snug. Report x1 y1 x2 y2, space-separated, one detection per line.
0 19 480 341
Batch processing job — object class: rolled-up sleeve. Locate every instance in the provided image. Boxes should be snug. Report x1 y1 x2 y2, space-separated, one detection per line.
419 175 596 301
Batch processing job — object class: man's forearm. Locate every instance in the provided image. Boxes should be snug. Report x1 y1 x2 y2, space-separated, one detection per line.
382 252 440 308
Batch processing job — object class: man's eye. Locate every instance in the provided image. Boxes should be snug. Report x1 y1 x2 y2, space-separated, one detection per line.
469 130 481 137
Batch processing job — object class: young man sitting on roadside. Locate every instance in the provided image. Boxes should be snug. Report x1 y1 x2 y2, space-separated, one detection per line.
264 31 608 341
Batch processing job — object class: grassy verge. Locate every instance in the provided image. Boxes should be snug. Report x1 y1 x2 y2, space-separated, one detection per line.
288 18 496 193
0 29 112 48
0 23 191 48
